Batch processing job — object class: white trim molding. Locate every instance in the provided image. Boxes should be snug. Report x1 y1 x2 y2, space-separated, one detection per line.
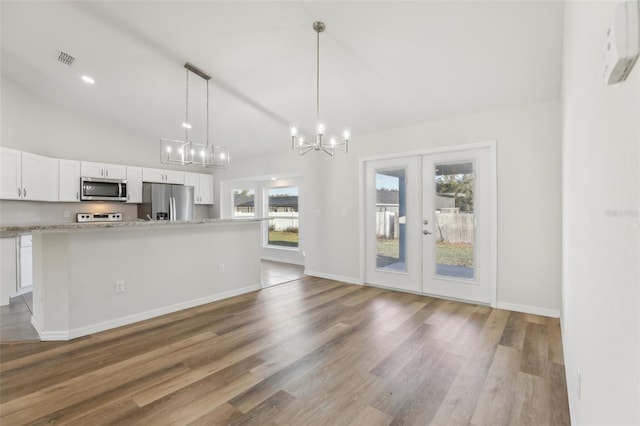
496 301 560 318
304 270 364 286
35 284 261 341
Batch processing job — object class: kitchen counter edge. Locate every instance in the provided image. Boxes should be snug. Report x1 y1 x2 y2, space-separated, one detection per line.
0 218 267 237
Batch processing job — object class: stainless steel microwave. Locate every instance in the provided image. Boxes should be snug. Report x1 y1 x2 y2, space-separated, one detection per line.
80 177 127 201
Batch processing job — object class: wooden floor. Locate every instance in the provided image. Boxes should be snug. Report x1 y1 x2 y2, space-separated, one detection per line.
0 277 570 425
0 293 38 342
261 260 305 288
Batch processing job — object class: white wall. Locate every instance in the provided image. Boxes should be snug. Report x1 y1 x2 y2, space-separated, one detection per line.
561 1 640 424
219 99 563 313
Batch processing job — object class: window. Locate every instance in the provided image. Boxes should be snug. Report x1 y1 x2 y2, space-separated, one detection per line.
266 187 299 248
233 189 255 217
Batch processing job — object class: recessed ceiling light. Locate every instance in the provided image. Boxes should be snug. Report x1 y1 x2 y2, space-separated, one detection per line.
270 177 277 181
81 75 95 85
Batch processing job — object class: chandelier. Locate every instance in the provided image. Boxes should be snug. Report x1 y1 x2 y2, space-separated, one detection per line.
161 63 230 168
289 21 351 157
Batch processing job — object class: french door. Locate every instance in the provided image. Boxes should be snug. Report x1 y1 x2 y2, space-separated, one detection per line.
365 145 496 306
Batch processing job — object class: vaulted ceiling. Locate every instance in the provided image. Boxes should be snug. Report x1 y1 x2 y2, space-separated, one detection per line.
1 1 564 159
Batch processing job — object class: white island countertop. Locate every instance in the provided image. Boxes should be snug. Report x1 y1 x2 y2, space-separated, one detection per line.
0 218 266 237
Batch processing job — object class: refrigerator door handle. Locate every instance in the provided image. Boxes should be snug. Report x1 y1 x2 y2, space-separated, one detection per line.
170 197 175 221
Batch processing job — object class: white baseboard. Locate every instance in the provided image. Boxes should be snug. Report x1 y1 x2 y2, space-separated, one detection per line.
496 301 560 318
261 256 305 266
304 270 363 285
36 284 261 341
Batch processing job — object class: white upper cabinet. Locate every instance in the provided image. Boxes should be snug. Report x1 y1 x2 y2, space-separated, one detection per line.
81 161 126 180
59 159 81 202
0 147 21 200
198 173 214 205
126 166 143 203
184 172 214 205
142 167 184 185
0 148 58 201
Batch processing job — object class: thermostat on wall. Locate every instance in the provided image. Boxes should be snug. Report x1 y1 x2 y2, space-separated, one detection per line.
604 0 639 85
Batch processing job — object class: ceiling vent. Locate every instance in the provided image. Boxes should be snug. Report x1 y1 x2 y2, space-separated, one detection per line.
57 51 75 66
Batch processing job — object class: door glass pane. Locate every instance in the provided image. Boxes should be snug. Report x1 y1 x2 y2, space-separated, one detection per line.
376 169 407 272
267 187 299 247
434 162 475 279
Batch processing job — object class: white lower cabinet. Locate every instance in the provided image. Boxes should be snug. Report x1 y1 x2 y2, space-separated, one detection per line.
126 166 143 203
185 172 214 205
59 159 81 202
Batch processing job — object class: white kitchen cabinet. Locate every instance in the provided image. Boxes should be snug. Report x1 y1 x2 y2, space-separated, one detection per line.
81 161 126 179
59 159 81 202
126 166 143 203
0 147 58 201
142 167 184 185
0 147 21 200
184 172 214 205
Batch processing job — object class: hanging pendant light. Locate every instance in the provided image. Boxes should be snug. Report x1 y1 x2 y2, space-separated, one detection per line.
289 21 351 158
161 62 230 168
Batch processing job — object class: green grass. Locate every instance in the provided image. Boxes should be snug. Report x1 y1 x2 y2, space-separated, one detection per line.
436 242 473 267
268 230 299 247
376 238 473 267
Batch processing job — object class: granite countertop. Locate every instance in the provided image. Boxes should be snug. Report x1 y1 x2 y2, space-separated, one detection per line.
0 218 266 237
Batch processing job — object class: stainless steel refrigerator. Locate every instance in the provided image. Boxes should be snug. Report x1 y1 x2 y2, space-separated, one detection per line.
138 183 194 221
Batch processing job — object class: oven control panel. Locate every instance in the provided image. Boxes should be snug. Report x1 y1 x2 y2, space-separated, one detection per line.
77 212 123 223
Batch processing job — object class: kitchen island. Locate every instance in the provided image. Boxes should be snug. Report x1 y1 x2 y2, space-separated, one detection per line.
0 219 263 341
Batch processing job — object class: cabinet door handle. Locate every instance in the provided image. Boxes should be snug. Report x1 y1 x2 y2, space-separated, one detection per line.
18 187 21 197
105 170 109 177
76 192 79 200
23 188 27 198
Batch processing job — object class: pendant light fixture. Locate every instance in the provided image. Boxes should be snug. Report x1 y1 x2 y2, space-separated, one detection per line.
161 63 230 168
289 21 351 157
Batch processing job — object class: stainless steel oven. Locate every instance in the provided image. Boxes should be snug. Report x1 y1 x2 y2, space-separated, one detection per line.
80 177 127 201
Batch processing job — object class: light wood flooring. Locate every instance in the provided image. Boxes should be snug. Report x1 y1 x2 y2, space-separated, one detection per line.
261 260 305 288
0 293 38 342
0 276 570 425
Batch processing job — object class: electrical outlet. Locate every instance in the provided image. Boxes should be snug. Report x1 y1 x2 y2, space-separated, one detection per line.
64 211 70 218
115 280 125 293
577 367 582 400
219 264 225 273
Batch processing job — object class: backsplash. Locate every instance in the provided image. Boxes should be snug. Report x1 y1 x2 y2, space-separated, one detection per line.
0 201 215 225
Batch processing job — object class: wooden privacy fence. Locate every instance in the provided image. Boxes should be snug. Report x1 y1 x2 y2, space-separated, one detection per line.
376 212 474 244
435 212 474 243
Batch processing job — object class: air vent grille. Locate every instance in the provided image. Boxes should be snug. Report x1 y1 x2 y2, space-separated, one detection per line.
57 51 75 66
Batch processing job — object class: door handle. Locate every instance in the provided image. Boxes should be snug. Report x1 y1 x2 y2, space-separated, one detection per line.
23 188 27 198
423 220 429 225
423 230 432 235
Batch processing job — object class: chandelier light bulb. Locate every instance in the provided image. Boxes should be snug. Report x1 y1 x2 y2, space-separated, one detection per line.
182 122 192 129
290 124 298 137
342 128 351 140
317 122 325 135
329 136 337 146
166 146 172 153
200 150 206 158
190 149 195 155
